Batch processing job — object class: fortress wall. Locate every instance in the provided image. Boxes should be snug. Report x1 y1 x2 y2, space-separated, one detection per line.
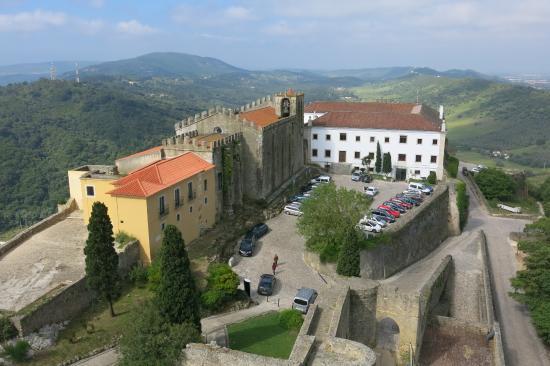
360 185 451 279
349 286 379 347
328 287 351 339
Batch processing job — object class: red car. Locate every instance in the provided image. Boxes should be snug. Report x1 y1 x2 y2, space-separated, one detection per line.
378 205 400 218
390 198 413 209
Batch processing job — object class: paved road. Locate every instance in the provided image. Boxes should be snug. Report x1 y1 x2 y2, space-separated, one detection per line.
461 164 550 366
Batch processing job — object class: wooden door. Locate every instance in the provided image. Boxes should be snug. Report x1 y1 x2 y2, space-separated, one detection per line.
338 151 346 163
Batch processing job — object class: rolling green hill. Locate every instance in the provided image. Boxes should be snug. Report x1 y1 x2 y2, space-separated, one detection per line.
352 75 550 168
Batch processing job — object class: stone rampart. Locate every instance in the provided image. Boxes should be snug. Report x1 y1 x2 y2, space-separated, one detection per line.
360 185 451 279
349 286 378 347
315 336 377 365
11 241 139 335
328 287 351 339
183 343 300 366
0 199 76 259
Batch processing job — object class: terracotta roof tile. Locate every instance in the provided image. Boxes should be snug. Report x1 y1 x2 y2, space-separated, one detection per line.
305 102 441 132
240 107 280 127
108 152 214 198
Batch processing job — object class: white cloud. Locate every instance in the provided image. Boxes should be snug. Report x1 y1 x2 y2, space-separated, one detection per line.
172 4 256 26
115 20 158 36
0 9 66 32
224 6 255 21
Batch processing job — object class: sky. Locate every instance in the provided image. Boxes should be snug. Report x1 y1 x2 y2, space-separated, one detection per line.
1 0 550 74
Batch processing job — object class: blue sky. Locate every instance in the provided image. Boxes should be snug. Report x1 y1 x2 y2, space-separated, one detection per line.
1 0 550 73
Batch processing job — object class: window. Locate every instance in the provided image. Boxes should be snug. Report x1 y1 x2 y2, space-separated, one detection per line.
312 149 318 157
86 186 95 197
355 136 360 142
398 154 406 161
313 133 318 140
217 172 223 191
433 139 438 145
203 179 208 191
325 149 331 158
159 196 166 215
384 137 390 143
399 135 407 144
204 197 208 204
354 151 360 159
187 182 193 200
174 188 181 207
431 155 437 163
340 133 347 141
368 152 374 159
370 136 375 142
417 138 423 144
415 155 422 162
161 223 165 231
176 213 180 221
326 134 331 141
189 206 193 213
414 170 421 175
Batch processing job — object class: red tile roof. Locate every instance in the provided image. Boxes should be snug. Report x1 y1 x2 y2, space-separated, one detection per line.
240 107 280 127
108 152 214 198
305 102 442 132
116 146 163 161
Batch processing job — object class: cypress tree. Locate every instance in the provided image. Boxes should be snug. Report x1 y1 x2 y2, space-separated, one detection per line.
382 152 392 175
84 202 119 317
375 141 382 173
156 225 201 330
336 228 361 277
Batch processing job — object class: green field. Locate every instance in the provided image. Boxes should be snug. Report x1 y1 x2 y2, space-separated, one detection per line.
227 312 299 359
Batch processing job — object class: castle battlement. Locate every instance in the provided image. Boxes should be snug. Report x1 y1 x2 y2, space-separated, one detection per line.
162 131 242 152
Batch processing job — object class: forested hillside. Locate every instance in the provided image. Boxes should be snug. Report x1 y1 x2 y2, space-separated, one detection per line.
352 75 550 168
0 80 189 233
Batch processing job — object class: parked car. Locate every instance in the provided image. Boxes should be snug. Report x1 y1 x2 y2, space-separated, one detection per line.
395 195 421 206
257 274 276 296
311 175 331 184
357 221 382 233
362 174 373 183
364 186 379 196
462 166 469 175
288 194 307 203
351 171 363 182
402 190 424 200
378 205 401 218
239 236 256 256
250 223 269 239
371 213 392 225
292 287 318 314
408 182 431 195
383 201 406 213
371 209 397 222
390 198 413 209
284 205 303 216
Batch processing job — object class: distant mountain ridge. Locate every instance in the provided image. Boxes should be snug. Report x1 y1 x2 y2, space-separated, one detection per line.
312 66 494 81
0 61 96 85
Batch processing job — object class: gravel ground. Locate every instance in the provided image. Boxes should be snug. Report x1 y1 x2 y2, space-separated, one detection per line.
0 212 87 312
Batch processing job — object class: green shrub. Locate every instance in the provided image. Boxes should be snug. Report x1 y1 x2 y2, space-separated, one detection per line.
201 289 225 310
445 154 459 178
129 265 148 286
475 168 517 201
456 181 469 230
147 259 161 292
0 317 18 342
427 171 437 185
544 201 550 218
115 231 136 248
278 309 304 330
3 340 30 362
336 229 361 277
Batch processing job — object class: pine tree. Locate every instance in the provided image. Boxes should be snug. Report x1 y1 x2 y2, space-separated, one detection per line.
336 228 361 277
156 225 201 330
84 202 119 317
382 152 392 175
375 141 382 173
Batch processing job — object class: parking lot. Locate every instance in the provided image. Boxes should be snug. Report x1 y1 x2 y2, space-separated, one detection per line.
331 174 409 208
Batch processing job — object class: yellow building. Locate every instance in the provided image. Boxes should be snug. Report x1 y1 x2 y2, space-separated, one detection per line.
68 152 217 263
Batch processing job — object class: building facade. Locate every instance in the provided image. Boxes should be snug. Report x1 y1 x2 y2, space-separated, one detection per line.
304 102 446 180
68 153 216 263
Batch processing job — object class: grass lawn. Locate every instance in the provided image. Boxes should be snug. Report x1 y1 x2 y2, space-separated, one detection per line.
0 226 26 242
487 196 541 216
227 312 299 359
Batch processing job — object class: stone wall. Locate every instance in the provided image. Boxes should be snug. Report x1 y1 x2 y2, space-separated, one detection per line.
11 241 140 335
316 337 377 366
360 185 451 279
349 286 379 347
0 199 76 259
183 343 300 366
328 287 351 339
115 149 164 175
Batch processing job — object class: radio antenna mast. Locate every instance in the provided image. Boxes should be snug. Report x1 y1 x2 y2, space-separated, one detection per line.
75 63 80 84
50 62 57 80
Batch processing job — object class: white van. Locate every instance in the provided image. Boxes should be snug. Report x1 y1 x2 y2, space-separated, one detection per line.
408 182 431 195
311 175 331 184
284 205 303 216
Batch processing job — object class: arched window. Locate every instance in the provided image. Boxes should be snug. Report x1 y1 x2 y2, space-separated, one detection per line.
281 98 290 117
213 127 222 134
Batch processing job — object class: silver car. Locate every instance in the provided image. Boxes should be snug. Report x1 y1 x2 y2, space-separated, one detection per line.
292 287 318 314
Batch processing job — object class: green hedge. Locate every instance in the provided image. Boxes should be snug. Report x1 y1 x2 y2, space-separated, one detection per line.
456 181 469 230
445 154 459 178
278 309 304 330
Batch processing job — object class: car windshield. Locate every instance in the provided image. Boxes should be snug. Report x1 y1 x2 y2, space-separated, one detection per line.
260 277 273 286
244 231 255 239
240 239 253 250
294 298 308 306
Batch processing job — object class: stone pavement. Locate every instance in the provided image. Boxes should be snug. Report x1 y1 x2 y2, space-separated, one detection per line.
70 348 119 366
0 211 87 311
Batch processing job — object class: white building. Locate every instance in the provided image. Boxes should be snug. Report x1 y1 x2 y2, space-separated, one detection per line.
304 102 446 180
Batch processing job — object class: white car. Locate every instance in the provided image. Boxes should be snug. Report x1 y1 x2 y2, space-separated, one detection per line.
284 205 303 216
364 186 379 196
357 221 381 233
310 175 331 184
408 182 431 195
367 216 387 227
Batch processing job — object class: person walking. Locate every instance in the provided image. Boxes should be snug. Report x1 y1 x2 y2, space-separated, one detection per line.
273 254 279 266
272 261 277 276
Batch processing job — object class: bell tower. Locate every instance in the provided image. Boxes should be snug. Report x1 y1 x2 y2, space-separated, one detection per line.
274 89 304 119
